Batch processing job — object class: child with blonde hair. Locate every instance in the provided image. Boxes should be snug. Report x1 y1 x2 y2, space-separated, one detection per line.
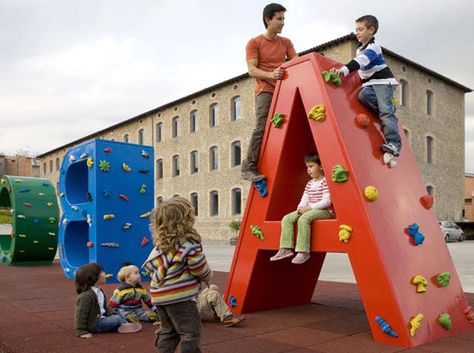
108 264 159 323
142 196 212 353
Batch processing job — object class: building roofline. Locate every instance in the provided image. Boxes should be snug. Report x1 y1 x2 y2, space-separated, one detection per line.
37 33 472 158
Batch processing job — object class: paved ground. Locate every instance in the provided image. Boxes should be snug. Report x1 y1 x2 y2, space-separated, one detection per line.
205 241 474 293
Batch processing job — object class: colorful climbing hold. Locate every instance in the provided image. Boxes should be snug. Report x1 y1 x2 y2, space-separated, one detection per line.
71 205 78 211
138 169 150 174
322 70 342 87
47 202 54 207
48 232 55 236
99 160 111 172
332 165 349 183
363 186 378 201
436 272 451 287
86 214 92 227
407 223 425 245
18 234 27 238
374 316 399 338
438 313 451 330
229 295 237 308
411 275 428 293
338 224 352 243
69 155 76 162
271 113 284 127
86 192 92 201
17 214 26 219
19 188 30 193
122 163 132 172
86 241 94 248
103 189 112 198
250 224 264 239
105 273 114 278
59 192 65 197
23 202 32 207
254 178 268 197
103 214 115 220
48 217 56 224
80 152 88 159
463 306 474 323
308 104 326 122
101 242 119 248
119 194 129 202
104 147 112 153
141 236 150 247
354 114 369 128
122 223 132 230
419 195 434 210
86 156 94 168
140 184 147 194
140 212 151 218
409 314 424 336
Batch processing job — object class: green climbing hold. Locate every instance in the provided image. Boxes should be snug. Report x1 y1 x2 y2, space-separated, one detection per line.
271 113 284 128
332 165 349 183
250 224 264 240
436 272 451 287
98 160 111 172
322 70 342 87
438 313 451 330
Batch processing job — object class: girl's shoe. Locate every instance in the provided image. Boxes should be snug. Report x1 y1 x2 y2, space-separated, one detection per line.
291 252 310 264
118 322 142 333
270 248 294 261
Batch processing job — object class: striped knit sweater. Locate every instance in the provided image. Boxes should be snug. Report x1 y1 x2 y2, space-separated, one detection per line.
339 37 397 87
298 177 333 213
108 283 154 311
141 238 212 305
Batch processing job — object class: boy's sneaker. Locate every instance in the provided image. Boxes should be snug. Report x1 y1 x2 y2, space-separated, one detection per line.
126 313 139 323
291 252 310 264
223 314 245 327
241 170 265 182
270 248 294 261
118 322 142 334
381 143 400 157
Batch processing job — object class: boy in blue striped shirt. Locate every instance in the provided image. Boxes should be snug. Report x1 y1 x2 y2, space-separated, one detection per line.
335 15 402 160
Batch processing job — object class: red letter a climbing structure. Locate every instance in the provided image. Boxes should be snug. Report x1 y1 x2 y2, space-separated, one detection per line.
224 53 473 347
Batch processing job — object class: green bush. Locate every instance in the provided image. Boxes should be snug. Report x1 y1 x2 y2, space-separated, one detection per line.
0 209 12 224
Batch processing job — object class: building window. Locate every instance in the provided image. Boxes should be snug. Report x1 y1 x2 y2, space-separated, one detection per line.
399 79 408 106
190 110 198 133
426 185 434 196
172 116 179 138
123 134 129 143
209 146 218 171
426 136 433 164
190 192 198 216
156 196 163 206
190 150 198 174
55 158 60 171
138 129 144 144
231 188 242 215
210 104 218 128
49 160 53 173
156 159 163 179
156 123 162 143
43 162 47 175
231 141 241 167
426 90 433 115
210 190 219 216
231 96 241 121
172 155 180 177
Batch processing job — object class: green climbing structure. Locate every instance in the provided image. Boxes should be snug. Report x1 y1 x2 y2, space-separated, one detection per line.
0 175 59 265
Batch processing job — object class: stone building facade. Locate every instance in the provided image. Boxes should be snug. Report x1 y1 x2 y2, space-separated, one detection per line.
464 173 474 221
0 154 40 177
37 34 471 242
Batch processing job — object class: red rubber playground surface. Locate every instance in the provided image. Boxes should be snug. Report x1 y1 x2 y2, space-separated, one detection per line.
1 261 473 353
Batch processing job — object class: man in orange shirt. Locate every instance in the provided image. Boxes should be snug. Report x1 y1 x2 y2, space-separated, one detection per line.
241 3 298 182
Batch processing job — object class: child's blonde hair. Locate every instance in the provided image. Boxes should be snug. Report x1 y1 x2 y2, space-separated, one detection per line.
117 265 139 283
150 196 201 253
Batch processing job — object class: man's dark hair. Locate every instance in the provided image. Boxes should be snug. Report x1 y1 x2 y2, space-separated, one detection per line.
356 15 379 34
304 152 321 165
75 263 103 294
263 3 287 28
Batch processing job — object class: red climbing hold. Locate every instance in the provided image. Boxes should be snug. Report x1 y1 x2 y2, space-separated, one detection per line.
86 241 94 248
23 202 32 207
141 236 149 247
354 113 369 128
420 195 434 210
104 147 112 153
119 194 129 202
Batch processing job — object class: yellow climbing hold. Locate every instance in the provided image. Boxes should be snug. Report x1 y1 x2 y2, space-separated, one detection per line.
409 314 424 336
103 214 115 220
364 186 378 201
47 202 54 207
308 105 326 122
411 275 428 293
140 212 151 218
339 224 352 243
87 156 94 168
122 162 132 172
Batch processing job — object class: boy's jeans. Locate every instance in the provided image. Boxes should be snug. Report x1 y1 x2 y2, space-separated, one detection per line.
280 209 332 253
358 84 402 151
156 300 202 353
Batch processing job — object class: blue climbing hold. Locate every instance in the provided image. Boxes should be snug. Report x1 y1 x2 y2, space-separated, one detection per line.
375 316 399 338
407 223 425 245
254 178 267 197
229 295 237 308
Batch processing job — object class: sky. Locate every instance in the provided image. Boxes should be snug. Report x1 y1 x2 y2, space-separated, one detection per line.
0 0 473 171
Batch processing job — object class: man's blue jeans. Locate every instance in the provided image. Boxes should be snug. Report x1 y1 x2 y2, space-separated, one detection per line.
93 314 124 333
358 84 402 151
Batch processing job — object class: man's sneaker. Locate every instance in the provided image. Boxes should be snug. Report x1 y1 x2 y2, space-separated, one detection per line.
223 314 245 327
270 248 294 261
291 252 310 264
118 322 142 333
241 170 265 182
381 143 400 157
